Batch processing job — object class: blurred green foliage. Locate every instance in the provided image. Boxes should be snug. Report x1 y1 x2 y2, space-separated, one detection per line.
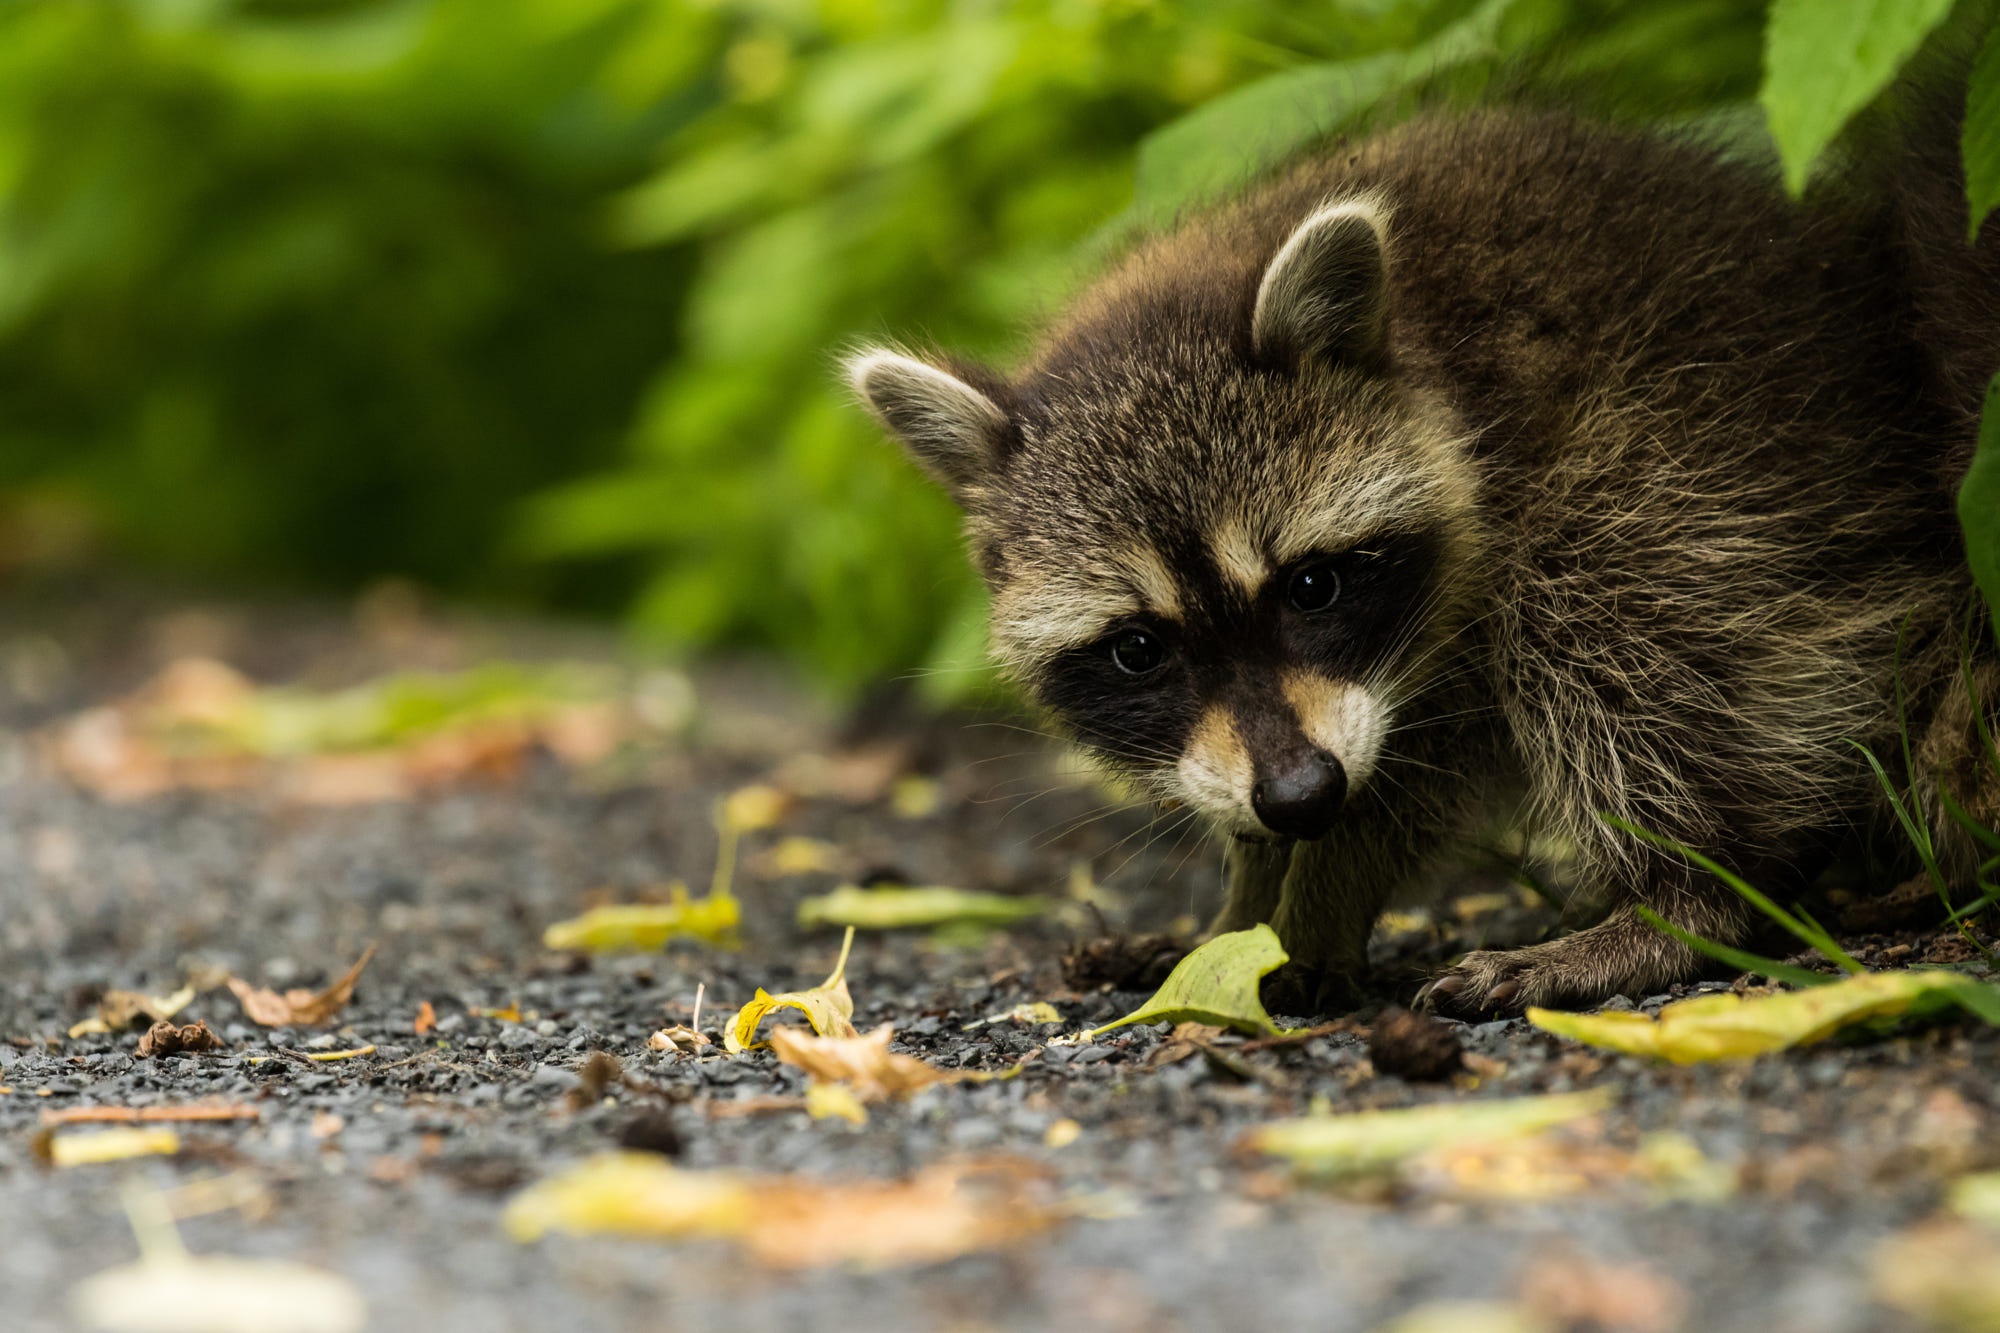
1 0 1993 689
0 0 704 599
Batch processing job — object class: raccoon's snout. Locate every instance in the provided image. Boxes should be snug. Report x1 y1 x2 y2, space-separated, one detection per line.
1250 749 1347 841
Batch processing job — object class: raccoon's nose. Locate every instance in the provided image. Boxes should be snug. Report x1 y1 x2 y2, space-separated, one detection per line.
1251 751 1347 841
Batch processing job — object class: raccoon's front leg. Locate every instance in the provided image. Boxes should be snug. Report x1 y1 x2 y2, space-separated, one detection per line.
1211 837 1295 934
1420 897 1739 1016
1261 833 1405 1016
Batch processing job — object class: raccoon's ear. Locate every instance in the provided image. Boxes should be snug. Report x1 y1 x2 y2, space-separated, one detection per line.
1251 199 1390 373
845 348 1010 500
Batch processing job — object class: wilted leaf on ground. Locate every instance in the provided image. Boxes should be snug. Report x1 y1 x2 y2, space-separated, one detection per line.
648 1025 712 1055
726 928 859 1053
1872 1221 2000 1332
771 1025 947 1101
70 1253 366 1333
505 1153 1062 1270
543 885 741 952
1244 1090 1613 1178
69 985 197 1038
40 1128 182 1168
796 885 1051 931
1405 1130 1734 1204
44 658 665 805
227 945 376 1028
1528 970 2000 1064
1089 925 1291 1039
964 1002 1063 1030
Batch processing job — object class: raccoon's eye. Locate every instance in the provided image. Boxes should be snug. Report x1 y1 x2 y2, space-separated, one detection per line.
1287 558 1341 613
1109 629 1167 675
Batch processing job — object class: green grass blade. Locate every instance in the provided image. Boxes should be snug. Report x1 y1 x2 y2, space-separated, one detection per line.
1634 907 1837 987
1849 740 1949 901
1601 813 1866 973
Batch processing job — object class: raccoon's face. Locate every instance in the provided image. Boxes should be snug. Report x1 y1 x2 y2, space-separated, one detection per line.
849 199 1481 841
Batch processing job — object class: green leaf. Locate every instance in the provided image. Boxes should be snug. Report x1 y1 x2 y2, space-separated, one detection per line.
1530 968 2000 1063
1128 0 1518 224
1964 375 2000 649
1088 924 1290 1039
1966 18 2000 240
1761 0 1956 195
795 885 1051 931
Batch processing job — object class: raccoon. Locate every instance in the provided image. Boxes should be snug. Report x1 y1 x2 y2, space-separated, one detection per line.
847 108 2000 1015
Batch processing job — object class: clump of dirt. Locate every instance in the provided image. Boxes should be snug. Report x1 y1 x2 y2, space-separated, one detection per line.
135 1019 221 1058
1061 932 1189 992
1367 1006 1464 1082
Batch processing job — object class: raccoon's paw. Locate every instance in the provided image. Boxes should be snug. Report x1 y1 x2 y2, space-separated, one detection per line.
1260 960 1365 1021
1417 911 1700 1017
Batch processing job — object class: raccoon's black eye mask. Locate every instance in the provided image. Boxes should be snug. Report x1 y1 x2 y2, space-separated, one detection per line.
1030 531 1441 769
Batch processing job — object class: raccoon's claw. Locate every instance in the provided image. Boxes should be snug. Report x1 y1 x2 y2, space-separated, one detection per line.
1419 913 1702 1017
1417 952 1540 1016
1260 960 1365 1020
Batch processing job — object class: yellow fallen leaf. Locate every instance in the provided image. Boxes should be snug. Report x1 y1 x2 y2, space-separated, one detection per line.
796 885 1051 931
1872 1221 2000 1332
70 1254 367 1333
1528 969 2000 1064
1955 1172 2000 1226
69 985 198 1039
505 1153 755 1243
227 945 377 1028
764 836 842 876
720 784 791 834
45 1128 181 1168
1043 1119 1082 1149
1089 924 1292 1039
889 775 941 818
726 928 859 1053
1374 1301 1551 1333
1244 1089 1613 1178
542 884 740 953
805 1082 869 1125
505 1153 1061 1270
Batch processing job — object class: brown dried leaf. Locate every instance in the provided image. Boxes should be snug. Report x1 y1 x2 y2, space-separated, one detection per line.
227 945 377 1028
1518 1249 1687 1333
68 985 197 1038
770 1025 950 1101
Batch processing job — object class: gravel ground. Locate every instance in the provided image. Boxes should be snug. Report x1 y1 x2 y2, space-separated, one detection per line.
2 584 1997 1333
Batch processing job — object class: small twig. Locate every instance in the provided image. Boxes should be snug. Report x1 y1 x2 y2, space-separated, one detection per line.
39 1103 261 1127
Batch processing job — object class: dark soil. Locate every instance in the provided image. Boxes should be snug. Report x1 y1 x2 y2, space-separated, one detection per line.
3 584 1996 1332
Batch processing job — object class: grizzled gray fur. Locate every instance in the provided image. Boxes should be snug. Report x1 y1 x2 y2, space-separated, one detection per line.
848 108 2000 1016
